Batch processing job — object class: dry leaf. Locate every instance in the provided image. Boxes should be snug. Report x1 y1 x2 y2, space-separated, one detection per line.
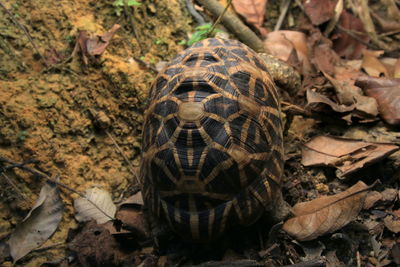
8 182 64 262
120 191 144 207
74 187 116 224
361 50 389 77
303 0 337 25
324 69 379 118
264 31 311 73
75 24 121 65
302 136 399 176
306 89 355 113
355 76 400 125
283 181 369 241
384 215 400 233
86 24 121 56
363 191 382 209
331 10 369 59
232 0 268 37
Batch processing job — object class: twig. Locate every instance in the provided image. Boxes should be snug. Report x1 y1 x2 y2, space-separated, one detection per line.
0 156 115 221
105 130 140 185
274 0 292 31
196 0 266 52
336 25 377 49
123 0 143 53
207 0 232 37
324 0 343 36
0 1 48 67
186 0 205 25
0 170 28 201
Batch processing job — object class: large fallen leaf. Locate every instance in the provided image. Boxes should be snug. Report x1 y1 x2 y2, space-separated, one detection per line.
302 136 399 176
306 88 355 113
355 76 400 125
232 0 268 37
74 187 116 224
283 181 369 241
8 182 64 262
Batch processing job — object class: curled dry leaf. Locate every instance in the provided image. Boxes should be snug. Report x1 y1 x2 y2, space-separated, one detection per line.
355 76 400 125
232 0 268 37
74 187 116 224
8 182 64 262
306 88 355 113
283 181 369 241
264 31 311 73
75 24 121 65
301 136 399 176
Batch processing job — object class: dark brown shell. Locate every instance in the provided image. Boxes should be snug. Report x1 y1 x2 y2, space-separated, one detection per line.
141 38 284 240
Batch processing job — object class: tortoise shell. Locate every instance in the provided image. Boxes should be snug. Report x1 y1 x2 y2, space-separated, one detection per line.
141 38 284 240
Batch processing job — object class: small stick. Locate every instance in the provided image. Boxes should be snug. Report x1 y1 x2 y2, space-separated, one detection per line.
105 130 140 185
207 0 232 37
123 0 143 53
186 0 205 25
274 0 292 31
0 1 48 67
0 170 28 201
197 0 266 52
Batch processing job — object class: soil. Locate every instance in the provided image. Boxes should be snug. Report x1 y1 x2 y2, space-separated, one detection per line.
0 0 192 265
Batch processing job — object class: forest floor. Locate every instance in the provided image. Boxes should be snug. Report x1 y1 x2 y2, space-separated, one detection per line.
0 0 399 266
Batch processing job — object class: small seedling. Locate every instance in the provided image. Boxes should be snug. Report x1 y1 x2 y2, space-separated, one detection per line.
113 0 141 16
181 23 221 47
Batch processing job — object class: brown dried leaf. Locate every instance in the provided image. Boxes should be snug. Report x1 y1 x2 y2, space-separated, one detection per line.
324 69 379 118
301 136 399 176
86 24 121 56
361 50 389 77
363 191 382 209
283 181 369 241
306 89 355 113
232 0 268 37
303 0 337 25
8 182 64 262
384 215 400 233
395 59 400 78
355 76 400 125
264 31 311 73
331 10 369 59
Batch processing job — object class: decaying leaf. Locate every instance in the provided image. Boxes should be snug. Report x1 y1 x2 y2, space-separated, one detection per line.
363 191 382 209
323 70 379 119
306 89 355 114
264 31 311 73
303 0 337 25
384 215 400 233
331 10 369 59
8 182 64 262
74 187 116 224
355 76 400 125
283 181 369 241
302 136 399 176
75 24 121 65
232 0 268 37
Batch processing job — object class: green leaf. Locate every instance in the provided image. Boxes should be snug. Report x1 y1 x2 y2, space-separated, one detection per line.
127 0 141 6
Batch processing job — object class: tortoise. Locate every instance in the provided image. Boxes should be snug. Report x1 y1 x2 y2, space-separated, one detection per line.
141 38 291 241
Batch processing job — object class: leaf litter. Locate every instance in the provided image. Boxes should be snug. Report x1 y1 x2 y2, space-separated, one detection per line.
7 181 64 262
